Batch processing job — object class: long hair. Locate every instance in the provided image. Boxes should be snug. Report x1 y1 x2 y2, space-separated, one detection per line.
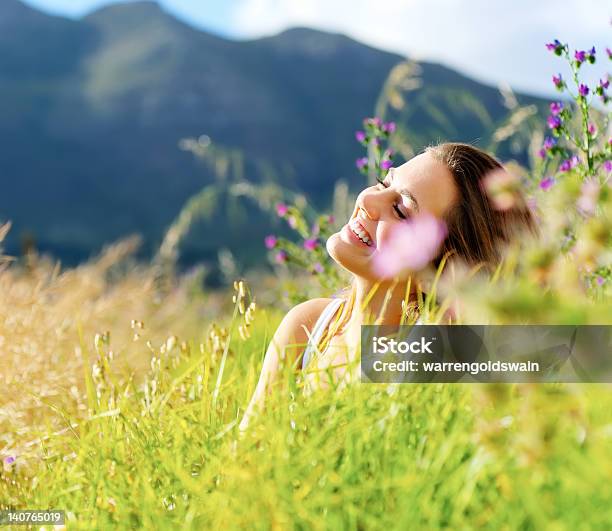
426 142 537 269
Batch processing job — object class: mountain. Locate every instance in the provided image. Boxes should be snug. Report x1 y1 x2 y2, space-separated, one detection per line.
0 1 548 268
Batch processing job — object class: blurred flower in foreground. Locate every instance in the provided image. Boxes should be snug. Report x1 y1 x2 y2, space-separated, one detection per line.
373 213 447 278
577 180 600 217
481 168 523 211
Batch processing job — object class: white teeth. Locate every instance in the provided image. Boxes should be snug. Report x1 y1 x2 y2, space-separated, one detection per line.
350 224 372 246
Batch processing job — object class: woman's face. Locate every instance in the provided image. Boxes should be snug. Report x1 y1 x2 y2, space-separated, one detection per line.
326 151 459 281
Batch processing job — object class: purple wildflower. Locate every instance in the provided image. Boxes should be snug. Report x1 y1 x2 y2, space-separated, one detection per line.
355 130 366 143
578 84 589 97
559 155 579 172
552 74 565 90
588 46 596 63
543 137 556 150
303 238 318 251
601 78 610 89
383 121 396 134
381 159 393 170
539 177 555 191
274 250 288 264
545 39 562 52
574 50 586 65
549 102 563 115
4 456 15 465
597 276 605 286
538 148 546 159
264 235 277 249
312 262 324 274
276 203 288 217
356 157 369 170
547 115 562 129
587 123 597 136
604 160 612 173
607 47 612 60
372 117 382 128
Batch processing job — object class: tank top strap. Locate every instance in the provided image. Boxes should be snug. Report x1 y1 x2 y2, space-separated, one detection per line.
301 298 345 370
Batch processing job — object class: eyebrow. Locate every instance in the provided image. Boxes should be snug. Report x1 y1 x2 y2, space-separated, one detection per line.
387 168 420 212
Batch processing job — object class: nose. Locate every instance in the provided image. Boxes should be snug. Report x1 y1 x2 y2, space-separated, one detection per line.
358 186 384 221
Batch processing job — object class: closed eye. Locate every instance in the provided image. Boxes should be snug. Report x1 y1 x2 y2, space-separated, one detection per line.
377 180 409 220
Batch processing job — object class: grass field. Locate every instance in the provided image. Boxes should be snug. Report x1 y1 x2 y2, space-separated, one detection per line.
1 239 611 530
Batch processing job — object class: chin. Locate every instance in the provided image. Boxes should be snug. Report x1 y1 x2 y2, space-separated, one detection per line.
326 232 378 281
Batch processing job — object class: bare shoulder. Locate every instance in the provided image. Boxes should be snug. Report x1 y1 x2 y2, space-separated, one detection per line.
273 297 334 347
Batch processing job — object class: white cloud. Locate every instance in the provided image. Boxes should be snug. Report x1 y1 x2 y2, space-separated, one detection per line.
230 0 611 96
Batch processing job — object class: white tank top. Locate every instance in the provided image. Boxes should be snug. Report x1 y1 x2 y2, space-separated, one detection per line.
301 298 345 370
301 298 422 370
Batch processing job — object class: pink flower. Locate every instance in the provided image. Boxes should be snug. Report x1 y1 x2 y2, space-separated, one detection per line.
274 250 288 264
381 159 393 170
372 213 447 278
303 238 318 251
264 235 277 249
604 160 612 173
313 262 324 274
588 123 597 136
327 215 335 224
355 130 366 143
276 203 288 217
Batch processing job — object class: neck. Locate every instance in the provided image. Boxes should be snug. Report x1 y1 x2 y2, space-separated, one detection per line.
349 276 417 327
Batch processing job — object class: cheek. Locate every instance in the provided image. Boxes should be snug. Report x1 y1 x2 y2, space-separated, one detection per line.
374 222 397 251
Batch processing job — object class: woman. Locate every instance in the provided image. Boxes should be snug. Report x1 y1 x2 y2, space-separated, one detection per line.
239 142 536 431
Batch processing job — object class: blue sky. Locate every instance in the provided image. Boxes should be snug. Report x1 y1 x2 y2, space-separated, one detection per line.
22 0 610 98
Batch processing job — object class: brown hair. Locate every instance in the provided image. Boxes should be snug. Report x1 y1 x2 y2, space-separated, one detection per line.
426 142 537 270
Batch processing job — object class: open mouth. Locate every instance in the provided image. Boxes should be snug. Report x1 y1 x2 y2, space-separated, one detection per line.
349 218 374 247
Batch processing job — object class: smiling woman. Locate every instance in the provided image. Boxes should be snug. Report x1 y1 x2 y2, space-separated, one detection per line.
239 142 537 431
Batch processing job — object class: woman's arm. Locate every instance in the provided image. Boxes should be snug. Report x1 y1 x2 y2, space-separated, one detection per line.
238 298 331 432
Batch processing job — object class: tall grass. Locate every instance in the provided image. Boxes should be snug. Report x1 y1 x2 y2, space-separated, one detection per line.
1 233 611 529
